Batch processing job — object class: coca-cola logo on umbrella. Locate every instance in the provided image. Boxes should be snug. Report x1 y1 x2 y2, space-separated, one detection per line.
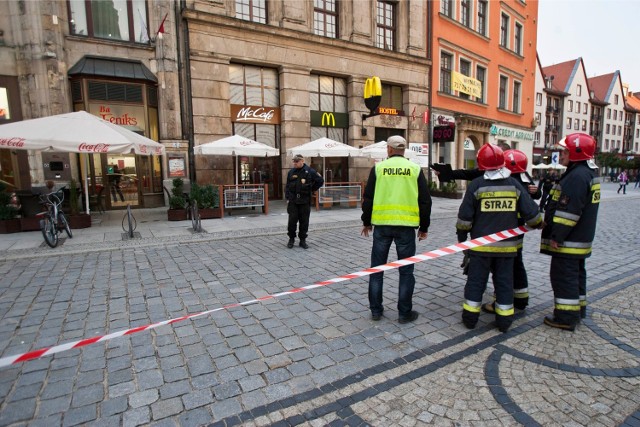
78 143 110 153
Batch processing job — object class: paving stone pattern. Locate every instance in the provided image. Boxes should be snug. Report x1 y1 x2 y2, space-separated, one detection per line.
0 188 638 426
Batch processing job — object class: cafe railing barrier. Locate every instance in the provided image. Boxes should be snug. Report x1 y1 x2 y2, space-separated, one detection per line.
222 184 269 215
313 182 363 211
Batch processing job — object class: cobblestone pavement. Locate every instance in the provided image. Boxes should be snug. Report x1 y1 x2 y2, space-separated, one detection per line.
0 183 638 426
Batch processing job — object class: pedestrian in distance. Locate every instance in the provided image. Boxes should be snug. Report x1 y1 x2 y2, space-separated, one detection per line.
635 172 640 189
617 170 628 194
541 133 601 331
285 154 324 249
456 144 543 333
537 171 556 212
361 135 432 324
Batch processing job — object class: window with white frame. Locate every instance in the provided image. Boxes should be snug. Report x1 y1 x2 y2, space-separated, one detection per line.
476 65 486 103
499 75 507 109
607 108 611 119
477 0 487 36
442 0 453 18
236 0 267 23
536 93 542 106
513 81 521 113
576 84 582 96
440 52 453 94
461 0 471 27
459 59 471 100
566 118 571 129
614 110 617 120
576 102 581 114
534 131 540 145
582 120 587 131
314 0 338 38
584 103 588 114
68 0 150 43
376 1 396 51
605 139 609 150
500 13 509 47
574 119 579 130
568 100 573 112
606 124 610 134
514 22 522 55
535 112 541 125
614 94 619 104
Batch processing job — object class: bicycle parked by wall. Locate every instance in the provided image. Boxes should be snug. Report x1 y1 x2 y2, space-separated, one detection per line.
38 187 72 248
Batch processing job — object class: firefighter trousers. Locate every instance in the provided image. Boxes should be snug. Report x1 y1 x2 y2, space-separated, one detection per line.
550 256 587 326
463 255 514 330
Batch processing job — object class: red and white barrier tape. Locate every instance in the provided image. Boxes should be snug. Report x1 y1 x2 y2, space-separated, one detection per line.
0 225 532 368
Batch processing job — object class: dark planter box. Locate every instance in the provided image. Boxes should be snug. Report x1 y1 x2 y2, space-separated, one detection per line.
0 218 21 234
68 214 92 229
431 190 463 199
167 209 188 221
20 216 42 232
199 207 222 219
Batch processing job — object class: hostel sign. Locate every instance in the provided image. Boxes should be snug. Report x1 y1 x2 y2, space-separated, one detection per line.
310 111 348 128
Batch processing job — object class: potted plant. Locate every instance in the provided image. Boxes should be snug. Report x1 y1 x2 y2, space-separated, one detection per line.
167 178 188 221
0 183 21 233
198 184 222 219
67 179 91 229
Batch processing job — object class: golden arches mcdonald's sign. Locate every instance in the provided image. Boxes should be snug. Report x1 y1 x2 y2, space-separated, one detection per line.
310 111 348 128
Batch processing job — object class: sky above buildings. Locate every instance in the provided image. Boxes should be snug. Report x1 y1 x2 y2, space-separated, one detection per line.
537 0 640 93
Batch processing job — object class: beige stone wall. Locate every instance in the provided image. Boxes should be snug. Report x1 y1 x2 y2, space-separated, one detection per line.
185 0 431 194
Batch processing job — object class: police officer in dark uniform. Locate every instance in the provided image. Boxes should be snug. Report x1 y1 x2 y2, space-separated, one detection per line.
456 144 543 333
285 154 324 249
540 133 600 331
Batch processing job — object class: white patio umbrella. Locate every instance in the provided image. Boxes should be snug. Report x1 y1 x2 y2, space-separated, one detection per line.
361 140 419 161
194 135 280 185
548 163 566 170
0 111 166 213
532 163 550 170
286 137 364 179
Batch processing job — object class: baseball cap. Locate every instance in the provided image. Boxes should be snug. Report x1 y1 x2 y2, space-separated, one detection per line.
292 154 304 162
387 135 407 149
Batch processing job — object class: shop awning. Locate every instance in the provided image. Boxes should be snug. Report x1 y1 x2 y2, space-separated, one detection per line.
68 55 157 83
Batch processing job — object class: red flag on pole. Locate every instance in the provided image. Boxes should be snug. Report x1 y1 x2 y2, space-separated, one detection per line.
156 13 168 39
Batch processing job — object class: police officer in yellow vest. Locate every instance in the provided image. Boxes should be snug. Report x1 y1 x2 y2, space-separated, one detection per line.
361 136 432 324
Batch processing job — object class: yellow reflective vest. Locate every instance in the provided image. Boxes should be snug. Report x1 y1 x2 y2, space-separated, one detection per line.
371 156 421 227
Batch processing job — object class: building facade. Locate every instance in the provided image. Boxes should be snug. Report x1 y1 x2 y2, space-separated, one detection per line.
180 0 430 199
0 0 181 209
430 0 538 177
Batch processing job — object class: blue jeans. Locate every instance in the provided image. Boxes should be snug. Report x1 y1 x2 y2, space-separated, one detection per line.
368 226 417 319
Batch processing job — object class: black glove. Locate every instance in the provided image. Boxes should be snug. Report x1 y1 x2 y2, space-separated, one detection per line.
460 251 470 275
432 163 454 182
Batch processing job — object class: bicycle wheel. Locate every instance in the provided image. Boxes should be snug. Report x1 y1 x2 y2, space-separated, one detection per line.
41 216 59 248
191 204 201 232
58 212 72 238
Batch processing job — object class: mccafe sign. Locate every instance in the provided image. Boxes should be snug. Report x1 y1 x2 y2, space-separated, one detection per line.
231 105 281 124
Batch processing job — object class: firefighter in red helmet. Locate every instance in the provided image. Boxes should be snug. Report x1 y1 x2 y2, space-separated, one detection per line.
456 144 543 332
482 149 541 313
540 133 600 331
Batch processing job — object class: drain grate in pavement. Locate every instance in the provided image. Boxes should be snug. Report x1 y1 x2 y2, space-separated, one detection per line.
121 232 141 240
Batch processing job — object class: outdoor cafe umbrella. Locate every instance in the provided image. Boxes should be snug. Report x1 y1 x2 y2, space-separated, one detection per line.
0 110 166 213
286 137 364 179
193 134 280 186
532 163 550 170
361 140 419 162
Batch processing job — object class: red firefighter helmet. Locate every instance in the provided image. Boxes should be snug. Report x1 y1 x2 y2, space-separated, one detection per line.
476 144 505 171
503 149 528 173
558 133 595 161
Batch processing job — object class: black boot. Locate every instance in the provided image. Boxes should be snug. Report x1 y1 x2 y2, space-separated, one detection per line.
287 238 294 248
299 240 308 249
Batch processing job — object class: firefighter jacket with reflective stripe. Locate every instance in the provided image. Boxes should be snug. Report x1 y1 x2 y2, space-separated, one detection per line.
540 161 600 258
361 155 432 231
285 164 324 205
456 176 543 257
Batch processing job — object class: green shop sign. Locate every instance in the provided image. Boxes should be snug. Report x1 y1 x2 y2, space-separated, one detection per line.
490 124 534 142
